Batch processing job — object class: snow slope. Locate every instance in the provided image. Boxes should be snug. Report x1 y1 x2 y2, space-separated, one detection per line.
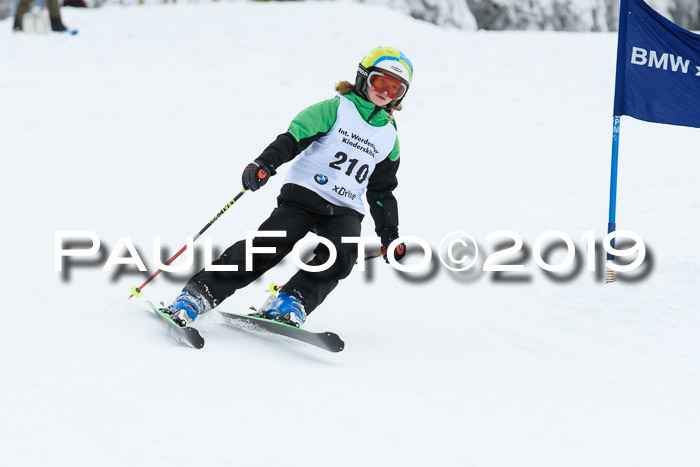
2 2 700 466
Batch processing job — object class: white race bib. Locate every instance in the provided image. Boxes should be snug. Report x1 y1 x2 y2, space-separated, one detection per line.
283 96 397 215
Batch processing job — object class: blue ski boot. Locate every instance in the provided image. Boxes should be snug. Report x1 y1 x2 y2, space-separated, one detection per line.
261 291 307 327
161 291 205 327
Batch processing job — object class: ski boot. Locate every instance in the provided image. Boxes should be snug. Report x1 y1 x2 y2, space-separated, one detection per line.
50 16 78 35
259 291 307 327
160 292 205 327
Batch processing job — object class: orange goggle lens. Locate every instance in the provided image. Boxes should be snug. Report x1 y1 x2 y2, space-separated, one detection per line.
368 71 407 100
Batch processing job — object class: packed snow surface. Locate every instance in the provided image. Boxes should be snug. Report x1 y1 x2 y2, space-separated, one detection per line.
2 2 700 466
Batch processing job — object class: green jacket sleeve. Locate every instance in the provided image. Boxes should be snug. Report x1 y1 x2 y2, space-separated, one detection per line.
288 98 340 142
256 98 340 172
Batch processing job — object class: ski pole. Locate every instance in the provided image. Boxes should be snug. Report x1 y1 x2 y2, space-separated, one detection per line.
361 244 406 263
362 252 385 262
128 189 248 299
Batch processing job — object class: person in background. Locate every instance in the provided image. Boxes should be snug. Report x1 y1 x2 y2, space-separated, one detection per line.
13 0 74 33
62 0 87 7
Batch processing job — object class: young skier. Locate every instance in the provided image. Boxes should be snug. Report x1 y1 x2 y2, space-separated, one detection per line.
162 46 413 328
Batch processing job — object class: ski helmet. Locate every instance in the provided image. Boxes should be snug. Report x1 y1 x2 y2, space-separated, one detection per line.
354 46 414 107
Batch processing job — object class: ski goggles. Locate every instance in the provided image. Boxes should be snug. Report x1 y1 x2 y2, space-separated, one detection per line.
367 70 408 100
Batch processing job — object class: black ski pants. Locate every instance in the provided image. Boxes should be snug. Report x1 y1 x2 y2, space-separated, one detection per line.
184 204 361 315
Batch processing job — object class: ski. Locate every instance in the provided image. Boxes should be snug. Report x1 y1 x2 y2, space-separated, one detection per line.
145 300 205 349
219 310 344 353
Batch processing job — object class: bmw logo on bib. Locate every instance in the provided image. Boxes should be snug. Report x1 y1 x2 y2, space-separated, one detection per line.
315 174 329 185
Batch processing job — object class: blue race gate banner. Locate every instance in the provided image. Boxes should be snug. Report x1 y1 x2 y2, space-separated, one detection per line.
614 0 700 128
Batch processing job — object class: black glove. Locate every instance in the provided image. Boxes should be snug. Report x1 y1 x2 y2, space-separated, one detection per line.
242 160 274 191
380 232 406 264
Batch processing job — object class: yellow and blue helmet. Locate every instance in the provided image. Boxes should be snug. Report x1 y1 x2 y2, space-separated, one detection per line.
354 46 414 107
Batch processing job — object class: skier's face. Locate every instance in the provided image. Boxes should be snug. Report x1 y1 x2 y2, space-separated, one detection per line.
366 69 407 107
368 86 393 106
